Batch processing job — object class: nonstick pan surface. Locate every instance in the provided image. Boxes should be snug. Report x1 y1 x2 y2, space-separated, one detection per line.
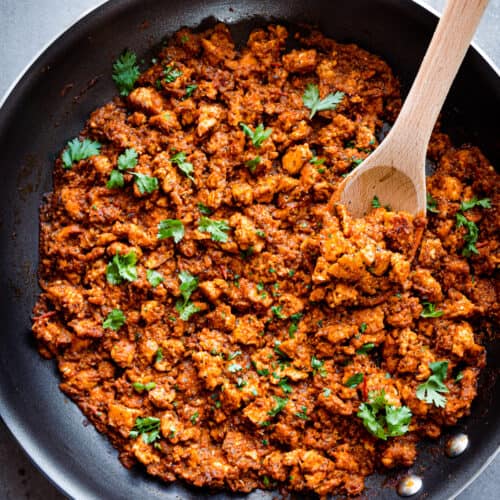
0 1 499 499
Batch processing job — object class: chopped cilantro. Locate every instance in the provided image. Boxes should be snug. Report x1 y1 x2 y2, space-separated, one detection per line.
294 405 309 420
240 123 272 148
185 84 197 97
103 308 126 331
197 203 212 215
356 343 375 355
106 169 125 189
198 216 230 242
190 411 199 424
129 416 160 444
175 270 200 321
163 65 182 83
357 390 412 440
106 252 137 285
302 83 344 118
112 50 140 96
245 156 261 172
132 381 156 393
371 195 382 208
228 363 242 373
268 396 288 417
271 305 286 319
426 193 439 213
310 156 325 165
345 373 364 388
117 148 138 171
171 152 194 181
154 348 163 363
278 378 293 394
359 322 367 333
157 219 185 243
416 361 449 408
146 269 164 288
311 356 327 377
62 138 101 169
460 197 491 211
420 302 444 318
130 172 158 193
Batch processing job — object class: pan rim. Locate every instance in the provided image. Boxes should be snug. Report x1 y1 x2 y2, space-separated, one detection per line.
0 1 499 499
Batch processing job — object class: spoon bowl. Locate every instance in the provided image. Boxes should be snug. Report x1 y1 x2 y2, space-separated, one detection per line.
336 0 489 217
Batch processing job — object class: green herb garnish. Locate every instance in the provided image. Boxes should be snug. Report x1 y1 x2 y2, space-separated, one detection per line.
157 219 185 243
106 252 138 285
302 83 344 119
129 416 161 444
103 308 126 331
198 216 230 242
62 138 101 169
416 361 449 408
112 50 140 96
240 123 272 148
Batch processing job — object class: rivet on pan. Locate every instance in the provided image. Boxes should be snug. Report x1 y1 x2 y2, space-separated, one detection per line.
445 433 469 458
397 474 423 497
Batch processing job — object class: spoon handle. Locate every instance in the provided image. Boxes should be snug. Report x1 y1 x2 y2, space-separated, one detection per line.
377 0 489 168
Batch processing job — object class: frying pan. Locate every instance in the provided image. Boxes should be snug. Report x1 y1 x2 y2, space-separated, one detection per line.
0 0 498 499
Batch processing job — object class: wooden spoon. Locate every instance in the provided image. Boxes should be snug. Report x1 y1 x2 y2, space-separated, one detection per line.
337 0 489 217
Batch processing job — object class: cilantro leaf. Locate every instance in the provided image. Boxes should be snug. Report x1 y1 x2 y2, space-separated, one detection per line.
129 416 160 444
62 138 101 169
175 301 200 321
371 195 382 208
198 216 230 242
245 156 261 172
278 378 293 394
178 270 198 302
103 309 126 331
271 305 286 319
175 270 200 321
311 356 327 377
302 83 344 119
157 219 185 243
106 252 138 285
426 193 439 214
267 396 288 417
112 50 140 97
310 156 326 166
171 152 194 181
132 381 156 393
357 390 412 440
117 148 138 171
345 373 364 388
460 197 491 211
416 361 449 408
163 65 182 83
197 203 212 215
356 343 375 355
420 302 444 318
146 269 164 288
130 172 159 194
295 405 309 420
185 84 197 97
456 212 480 257
106 169 124 189
190 411 199 424
239 123 272 148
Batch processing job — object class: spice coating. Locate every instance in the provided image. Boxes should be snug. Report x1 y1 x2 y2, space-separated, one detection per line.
32 24 499 496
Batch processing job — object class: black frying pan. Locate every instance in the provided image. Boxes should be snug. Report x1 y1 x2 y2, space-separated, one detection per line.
0 1 498 498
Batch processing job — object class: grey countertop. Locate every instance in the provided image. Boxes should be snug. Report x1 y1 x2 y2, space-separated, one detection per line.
0 1 498 499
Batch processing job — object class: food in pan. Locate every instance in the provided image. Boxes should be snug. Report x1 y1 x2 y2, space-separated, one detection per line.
32 23 499 497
